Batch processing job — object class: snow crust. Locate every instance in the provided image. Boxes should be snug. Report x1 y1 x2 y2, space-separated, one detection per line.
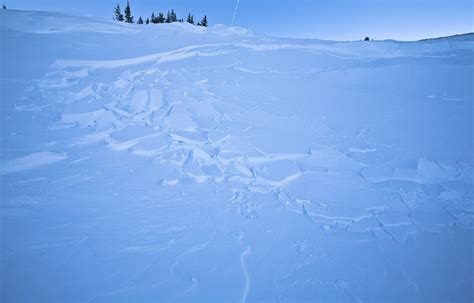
1 9 473 302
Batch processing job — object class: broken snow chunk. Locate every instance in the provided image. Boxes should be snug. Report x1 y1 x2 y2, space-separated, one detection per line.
167 105 198 131
149 88 164 110
253 160 301 183
130 90 149 113
61 102 104 125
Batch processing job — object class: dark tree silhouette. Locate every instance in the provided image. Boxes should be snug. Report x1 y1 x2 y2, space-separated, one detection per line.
186 13 194 24
198 15 208 27
113 4 124 21
124 1 134 23
114 4 204 27
158 13 165 23
170 9 177 22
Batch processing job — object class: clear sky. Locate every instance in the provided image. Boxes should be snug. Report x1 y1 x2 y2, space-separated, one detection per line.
4 0 473 40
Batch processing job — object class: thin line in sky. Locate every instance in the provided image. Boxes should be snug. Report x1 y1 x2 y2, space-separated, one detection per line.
231 0 240 26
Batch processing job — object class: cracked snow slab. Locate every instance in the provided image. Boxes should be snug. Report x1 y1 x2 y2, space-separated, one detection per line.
1 9 473 303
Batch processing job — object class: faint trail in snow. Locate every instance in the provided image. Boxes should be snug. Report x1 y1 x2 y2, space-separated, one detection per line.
231 0 240 26
0 152 67 174
240 246 252 303
177 232 217 258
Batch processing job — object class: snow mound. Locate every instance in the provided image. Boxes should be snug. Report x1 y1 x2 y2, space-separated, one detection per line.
0 9 138 33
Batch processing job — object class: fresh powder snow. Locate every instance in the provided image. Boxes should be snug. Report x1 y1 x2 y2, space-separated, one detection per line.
1 9 473 302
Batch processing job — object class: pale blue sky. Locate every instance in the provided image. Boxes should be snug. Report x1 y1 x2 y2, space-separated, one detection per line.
5 0 473 40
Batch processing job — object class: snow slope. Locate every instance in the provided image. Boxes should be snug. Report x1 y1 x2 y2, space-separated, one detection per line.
1 9 473 302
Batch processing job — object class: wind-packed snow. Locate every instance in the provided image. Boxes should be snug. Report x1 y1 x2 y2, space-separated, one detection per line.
1 9 473 302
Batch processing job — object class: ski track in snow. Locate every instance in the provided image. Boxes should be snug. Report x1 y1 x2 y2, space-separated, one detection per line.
240 246 252 303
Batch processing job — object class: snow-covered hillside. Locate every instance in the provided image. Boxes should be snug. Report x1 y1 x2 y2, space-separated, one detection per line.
1 9 473 302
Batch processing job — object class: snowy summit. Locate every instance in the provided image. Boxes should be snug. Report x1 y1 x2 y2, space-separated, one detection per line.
1 9 473 302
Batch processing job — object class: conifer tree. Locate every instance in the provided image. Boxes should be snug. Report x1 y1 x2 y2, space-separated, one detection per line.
113 4 124 21
170 9 177 22
166 10 171 23
151 12 156 23
157 12 165 23
186 13 194 24
198 15 208 27
124 1 134 23
137 16 143 24
146 18 149 24
2 4 6 9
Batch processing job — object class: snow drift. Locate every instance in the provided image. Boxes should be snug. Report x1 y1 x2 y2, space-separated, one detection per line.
1 9 473 302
